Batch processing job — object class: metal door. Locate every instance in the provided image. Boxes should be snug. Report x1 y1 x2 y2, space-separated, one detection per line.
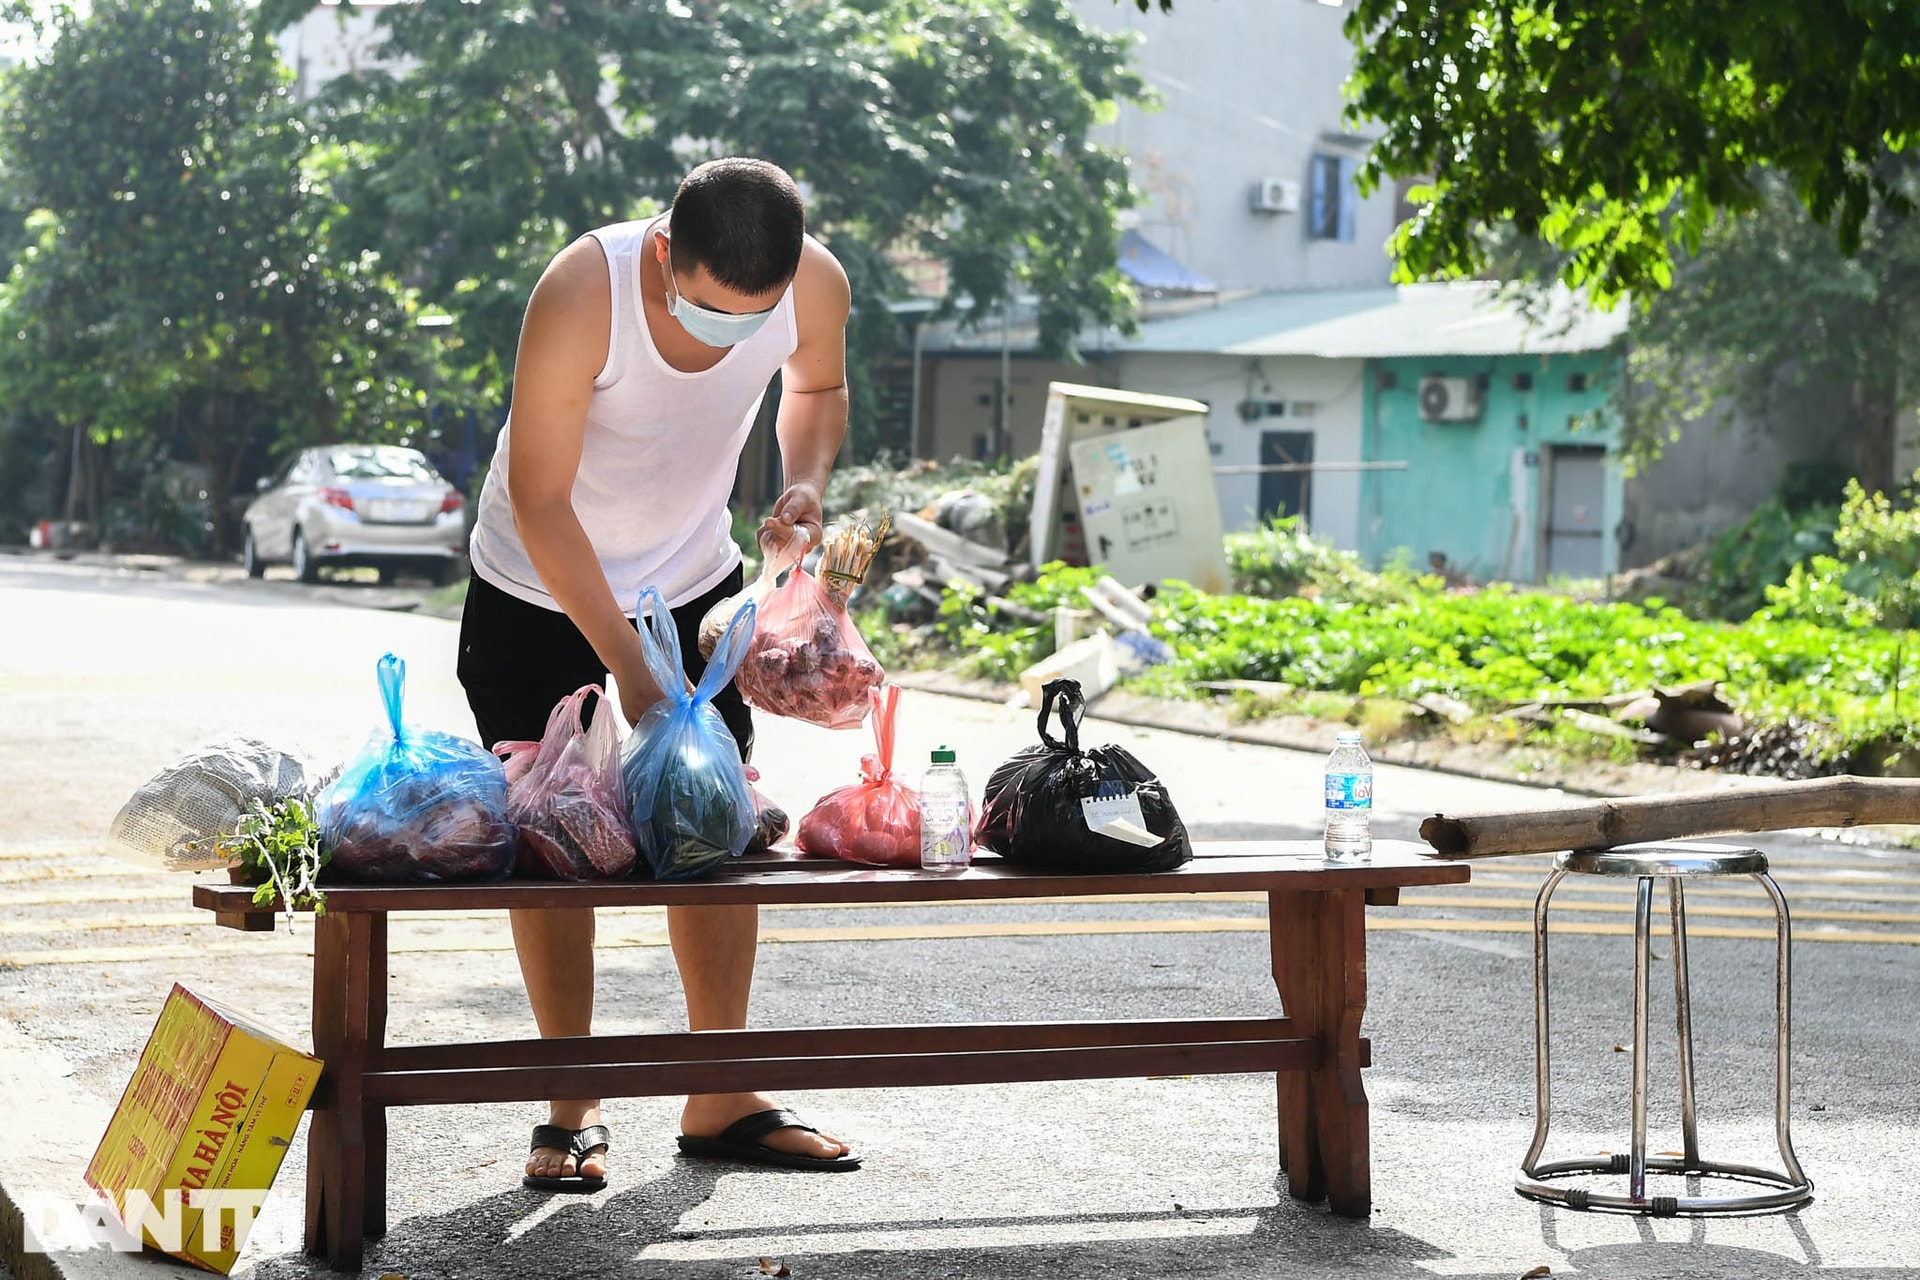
1545 445 1606 579
1258 431 1314 523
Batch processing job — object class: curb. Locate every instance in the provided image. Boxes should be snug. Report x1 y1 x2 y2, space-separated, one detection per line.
0 1021 144 1280
889 670 1797 803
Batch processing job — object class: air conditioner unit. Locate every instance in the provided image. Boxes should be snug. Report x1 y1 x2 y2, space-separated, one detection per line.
1418 376 1482 423
1249 178 1301 215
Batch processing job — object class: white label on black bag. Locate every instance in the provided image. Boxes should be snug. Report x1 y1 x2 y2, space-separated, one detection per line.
1081 792 1160 847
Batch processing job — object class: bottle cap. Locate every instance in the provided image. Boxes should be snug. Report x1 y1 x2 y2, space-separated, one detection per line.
1335 731 1363 743
931 746 956 764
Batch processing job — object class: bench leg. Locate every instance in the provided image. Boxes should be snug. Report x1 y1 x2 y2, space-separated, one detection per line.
1270 888 1371 1217
306 912 389 1270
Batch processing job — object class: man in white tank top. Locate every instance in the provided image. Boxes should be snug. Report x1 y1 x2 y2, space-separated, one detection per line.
459 159 857 1186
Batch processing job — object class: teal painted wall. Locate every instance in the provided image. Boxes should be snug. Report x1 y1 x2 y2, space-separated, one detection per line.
1359 351 1623 582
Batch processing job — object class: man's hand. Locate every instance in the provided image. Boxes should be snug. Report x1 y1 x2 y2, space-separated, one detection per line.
760 481 824 555
616 670 663 730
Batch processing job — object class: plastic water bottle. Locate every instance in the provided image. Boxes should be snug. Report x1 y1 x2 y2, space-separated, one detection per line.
1324 731 1373 860
920 746 973 871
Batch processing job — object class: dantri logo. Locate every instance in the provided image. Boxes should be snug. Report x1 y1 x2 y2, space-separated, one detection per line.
20 1189 272 1255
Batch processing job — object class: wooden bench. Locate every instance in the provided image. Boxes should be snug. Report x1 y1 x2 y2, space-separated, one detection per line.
191 840 1469 1271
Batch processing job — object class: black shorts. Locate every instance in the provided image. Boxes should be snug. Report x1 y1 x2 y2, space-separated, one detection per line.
456 567 753 760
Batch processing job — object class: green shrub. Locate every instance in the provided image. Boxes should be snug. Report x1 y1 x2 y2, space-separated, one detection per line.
1700 497 1837 620
1224 515 1431 604
929 561 1920 766
1760 477 1920 629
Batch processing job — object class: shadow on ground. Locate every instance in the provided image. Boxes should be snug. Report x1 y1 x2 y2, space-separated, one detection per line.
242 1166 1919 1280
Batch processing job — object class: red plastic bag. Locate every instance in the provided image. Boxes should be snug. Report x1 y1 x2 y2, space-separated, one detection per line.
797 686 921 866
714 529 885 730
494 685 636 881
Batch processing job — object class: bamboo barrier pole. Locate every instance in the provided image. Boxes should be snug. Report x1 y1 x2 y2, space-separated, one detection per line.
1419 776 1920 860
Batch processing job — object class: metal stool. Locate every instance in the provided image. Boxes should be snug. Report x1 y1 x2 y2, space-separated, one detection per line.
1516 842 1813 1215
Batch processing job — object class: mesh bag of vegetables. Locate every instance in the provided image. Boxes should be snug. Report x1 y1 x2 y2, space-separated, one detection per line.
796 685 922 866
494 684 636 881
699 517 886 730
974 678 1192 874
316 654 517 883
622 588 758 880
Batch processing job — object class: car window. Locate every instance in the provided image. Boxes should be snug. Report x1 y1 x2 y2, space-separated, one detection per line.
292 453 320 484
329 447 440 483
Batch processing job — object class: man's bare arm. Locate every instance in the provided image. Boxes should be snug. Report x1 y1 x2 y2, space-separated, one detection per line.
506 237 663 724
762 237 852 549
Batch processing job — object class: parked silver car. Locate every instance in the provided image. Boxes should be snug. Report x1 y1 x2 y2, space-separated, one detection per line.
242 445 468 585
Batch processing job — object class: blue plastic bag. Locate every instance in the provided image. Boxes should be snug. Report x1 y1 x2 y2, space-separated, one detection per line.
317 653 517 883
621 588 757 880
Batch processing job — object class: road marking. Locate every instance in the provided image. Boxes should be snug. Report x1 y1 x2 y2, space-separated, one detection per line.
7 913 1919 968
1452 879 1920 907
13 892 1920 938
0 887 185 907
1398 894 1920 926
0 865 146 885
1370 917 1920 944
1468 868 1920 892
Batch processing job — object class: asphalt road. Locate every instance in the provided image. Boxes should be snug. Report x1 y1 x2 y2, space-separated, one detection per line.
2 552 1918 1280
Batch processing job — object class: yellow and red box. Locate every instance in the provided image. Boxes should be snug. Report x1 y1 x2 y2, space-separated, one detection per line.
85 983 321 1273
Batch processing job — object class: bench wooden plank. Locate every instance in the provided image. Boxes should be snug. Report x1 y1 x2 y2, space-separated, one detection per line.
190 841 1466 925
366 1038 1323 1105
375 1016 1301 1072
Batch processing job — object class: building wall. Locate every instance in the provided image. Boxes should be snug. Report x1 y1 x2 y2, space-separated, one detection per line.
1361 352 1624 582
277 5 415 100
1110 352 1366 548
1073 0 1397 294
919 350 1366 548
1620 379 1857 568
921 356 1110 464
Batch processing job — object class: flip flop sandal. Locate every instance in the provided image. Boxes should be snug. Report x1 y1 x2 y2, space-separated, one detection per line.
522 1123 611 1193
676 1108 862 1172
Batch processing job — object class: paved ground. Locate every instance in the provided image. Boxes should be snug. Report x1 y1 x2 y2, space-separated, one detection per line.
3 552 1919 1279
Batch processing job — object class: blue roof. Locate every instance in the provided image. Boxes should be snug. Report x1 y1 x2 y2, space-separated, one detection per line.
1118 230 1217 295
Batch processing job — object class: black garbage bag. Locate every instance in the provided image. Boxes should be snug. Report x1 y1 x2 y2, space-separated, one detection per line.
975 678 1191 873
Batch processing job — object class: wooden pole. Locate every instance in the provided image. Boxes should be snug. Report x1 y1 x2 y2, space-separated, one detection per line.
1419 776 1920 860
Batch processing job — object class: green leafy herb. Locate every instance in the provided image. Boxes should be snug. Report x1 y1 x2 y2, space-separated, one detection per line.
218 798 329 928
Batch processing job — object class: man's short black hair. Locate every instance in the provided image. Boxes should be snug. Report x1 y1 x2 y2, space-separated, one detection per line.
668 158 807 295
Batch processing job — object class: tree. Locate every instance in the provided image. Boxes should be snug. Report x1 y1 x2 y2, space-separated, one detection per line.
1340 2 1920 303
265 0 1148 452
0 0 432 551
1619 169 1920 490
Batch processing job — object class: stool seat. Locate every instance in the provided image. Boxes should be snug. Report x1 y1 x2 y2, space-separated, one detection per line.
1517 841 1812 1215
1559 842 1769 879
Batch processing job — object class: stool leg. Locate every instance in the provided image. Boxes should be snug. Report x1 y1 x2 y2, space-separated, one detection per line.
1668 878 1701 1169
1630 875 1654 1203
1757 872 1811 1192
1522 870 1568 1175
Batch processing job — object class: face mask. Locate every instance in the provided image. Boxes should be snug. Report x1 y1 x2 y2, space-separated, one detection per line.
664 269 776 348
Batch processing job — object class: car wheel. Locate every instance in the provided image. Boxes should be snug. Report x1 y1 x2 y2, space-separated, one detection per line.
242 528 265 579
373 564 394 586
433 559 464 587
293 529 320 584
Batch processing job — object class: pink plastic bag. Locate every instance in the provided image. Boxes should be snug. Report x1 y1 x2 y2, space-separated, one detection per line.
493 685 636 881
796 686 921 866
713 530 885 730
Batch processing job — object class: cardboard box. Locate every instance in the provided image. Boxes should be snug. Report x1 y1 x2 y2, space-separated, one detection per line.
85 984 321 1273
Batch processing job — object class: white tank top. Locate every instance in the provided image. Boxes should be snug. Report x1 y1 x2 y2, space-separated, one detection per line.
468 215 799 613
